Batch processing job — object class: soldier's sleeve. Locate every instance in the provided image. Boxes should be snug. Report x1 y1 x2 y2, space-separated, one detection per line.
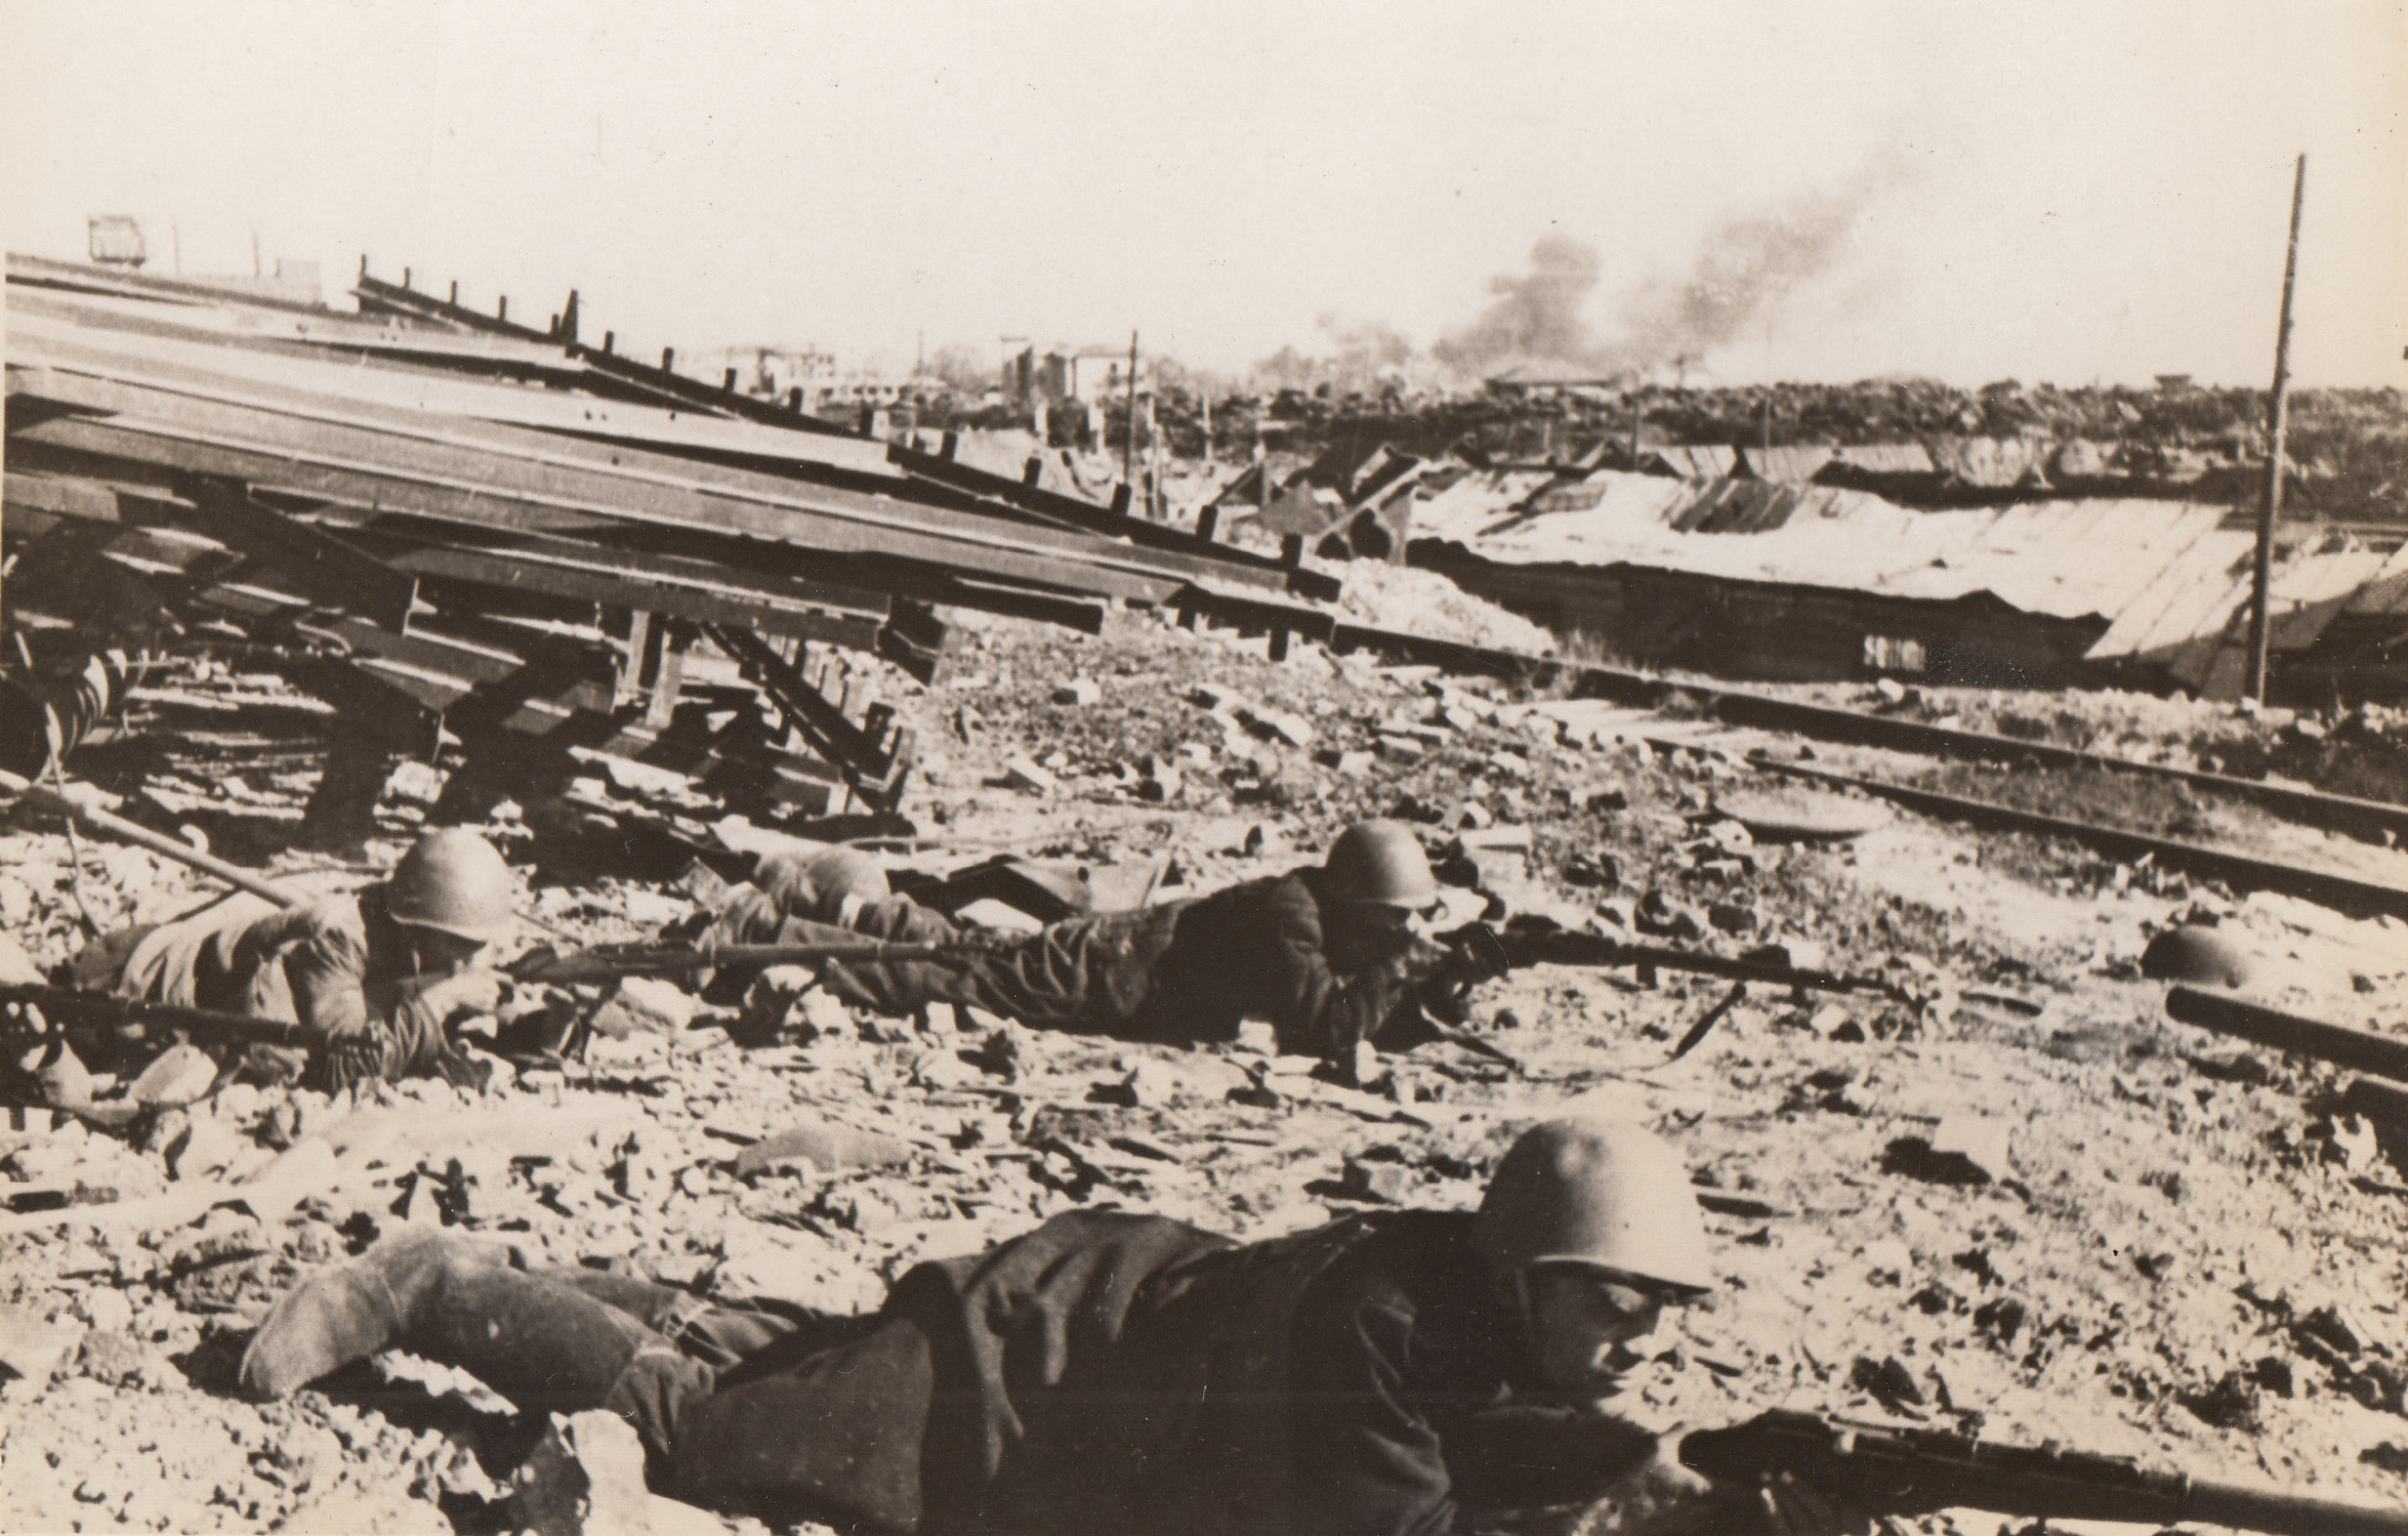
1262 889 1448 1062
1284 1282 1464 1536
262 901 373 1042
305 974 489 1095
1445 1405 1662 1516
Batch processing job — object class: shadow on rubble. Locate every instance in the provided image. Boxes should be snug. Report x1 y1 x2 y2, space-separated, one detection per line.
305 1359 542 1533
171 1329 530 1529
1882 1137 2005 1190
168 1326 255 1397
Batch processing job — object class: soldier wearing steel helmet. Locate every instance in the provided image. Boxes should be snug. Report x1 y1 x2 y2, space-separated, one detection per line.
240 1115 1862 1534
704 819 1458 1066
49 826 519 1092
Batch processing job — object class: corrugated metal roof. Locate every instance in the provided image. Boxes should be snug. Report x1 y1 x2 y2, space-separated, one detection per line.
1824 442 1932 476
1927 436 2053 487
2345 544 2408 616
1639 444 1738 479
1737 444 1836 482
1425 469 2404 661
1409 470 1572 543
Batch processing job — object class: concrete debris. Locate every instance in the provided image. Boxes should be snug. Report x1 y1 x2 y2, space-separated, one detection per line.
590 977 700 1039
1928 1115 2014 1183
1002 756 1059 796
127 1044 221 1106
511 1410 662 1536
6 561 2408 1526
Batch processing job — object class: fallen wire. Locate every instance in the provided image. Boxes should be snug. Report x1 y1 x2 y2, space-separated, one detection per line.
47 756 104 941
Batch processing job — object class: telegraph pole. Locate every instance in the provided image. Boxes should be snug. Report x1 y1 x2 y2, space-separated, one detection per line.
1122 330 1141 487
2244 153 2306 704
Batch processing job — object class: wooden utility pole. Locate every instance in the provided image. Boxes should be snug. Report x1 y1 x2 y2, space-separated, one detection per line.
2245 153 2307 704
1122 330 1141 487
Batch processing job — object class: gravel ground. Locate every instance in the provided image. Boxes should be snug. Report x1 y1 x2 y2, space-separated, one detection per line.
6 606 2408 1534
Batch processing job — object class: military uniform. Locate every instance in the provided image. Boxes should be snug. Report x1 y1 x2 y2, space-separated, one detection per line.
69 887 472 1092
245 1210 1659 1535
716 867 1448 1061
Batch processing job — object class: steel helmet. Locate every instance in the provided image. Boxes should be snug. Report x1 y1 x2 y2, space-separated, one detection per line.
759 846 891 920
1322 819 1439 908
386 828 516 943
1475 1118 1717 1297
2139 925 2254 989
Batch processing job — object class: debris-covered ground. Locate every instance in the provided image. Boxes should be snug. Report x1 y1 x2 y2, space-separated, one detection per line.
7 596 2408 1534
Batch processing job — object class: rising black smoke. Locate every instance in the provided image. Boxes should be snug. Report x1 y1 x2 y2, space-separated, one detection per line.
1431 234 1607 375
1430 152 1905 379
1615 163 1893 369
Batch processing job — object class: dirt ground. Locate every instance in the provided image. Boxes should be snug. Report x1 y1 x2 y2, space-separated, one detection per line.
6 600 2408 1535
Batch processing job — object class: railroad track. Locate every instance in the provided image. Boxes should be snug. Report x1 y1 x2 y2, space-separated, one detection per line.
1337 630 2408 923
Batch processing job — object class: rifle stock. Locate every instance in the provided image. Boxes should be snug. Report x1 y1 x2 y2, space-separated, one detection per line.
1681 1409 2408 1536
0 983 307 1050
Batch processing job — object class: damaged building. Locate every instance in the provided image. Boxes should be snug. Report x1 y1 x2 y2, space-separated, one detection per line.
1404 465 2408 699
1 253 1341 844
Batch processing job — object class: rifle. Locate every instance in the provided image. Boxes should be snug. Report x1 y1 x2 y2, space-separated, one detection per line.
1681 1407 2408 1536
1 983 310 1051
507 939 982 987
1441 921 1918 1005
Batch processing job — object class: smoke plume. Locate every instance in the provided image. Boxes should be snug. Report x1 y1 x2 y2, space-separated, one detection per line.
1256 312 1421 394
1615 172 1883 368
1432 234 1606 374
1429 153 1906 380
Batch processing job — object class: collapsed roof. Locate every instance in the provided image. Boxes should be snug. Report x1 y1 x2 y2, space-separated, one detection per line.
3 254 1340 821
1407 466 2408 695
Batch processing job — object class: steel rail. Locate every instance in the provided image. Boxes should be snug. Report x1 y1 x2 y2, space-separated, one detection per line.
1754 755 2408 922
1324 620 2408 847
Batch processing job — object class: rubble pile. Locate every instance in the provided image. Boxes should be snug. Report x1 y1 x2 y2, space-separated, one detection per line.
6 613 2408 1533
1319 558 1559 653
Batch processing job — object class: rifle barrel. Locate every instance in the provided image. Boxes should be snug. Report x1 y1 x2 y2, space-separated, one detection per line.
0 768 307 910
1511 932 1898 998
2190 1480 2408 1536
511 941 976 985
2167 984 2408 1083
1681 1410 2408 1536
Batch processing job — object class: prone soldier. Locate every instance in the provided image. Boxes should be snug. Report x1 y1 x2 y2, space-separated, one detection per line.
239 1116 1861 1534
7 827 519 1098
700 819 1467 1073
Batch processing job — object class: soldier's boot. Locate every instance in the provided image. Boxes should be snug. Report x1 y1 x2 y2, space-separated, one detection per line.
239 1229 669 1412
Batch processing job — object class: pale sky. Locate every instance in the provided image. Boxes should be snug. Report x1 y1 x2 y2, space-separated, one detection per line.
5 0 2403 387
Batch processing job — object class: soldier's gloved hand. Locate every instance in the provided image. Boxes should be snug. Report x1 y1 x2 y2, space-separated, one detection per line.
4 998 55 1070
1415 976 1475 1027
1740 1469 1873 1536
402 967 506 1021
3 1001 100 1102
1434 922 1515 984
